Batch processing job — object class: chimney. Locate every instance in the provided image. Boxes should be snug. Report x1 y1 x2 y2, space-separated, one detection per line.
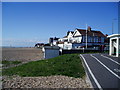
105 34 108 37
49 38 53 44
87 26 91 31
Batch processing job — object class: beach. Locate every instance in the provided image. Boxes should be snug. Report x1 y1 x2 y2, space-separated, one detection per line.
2 47 44 62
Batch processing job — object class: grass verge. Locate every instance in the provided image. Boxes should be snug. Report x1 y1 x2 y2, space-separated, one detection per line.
2 54 85 78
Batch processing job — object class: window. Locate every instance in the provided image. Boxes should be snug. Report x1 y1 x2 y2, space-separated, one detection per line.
94 36 97 43
101 37 104 43
98 37 101 42
93 37 95 42
88 36 90 42
92 36 94 42
96 37 98 42
82 36 85 42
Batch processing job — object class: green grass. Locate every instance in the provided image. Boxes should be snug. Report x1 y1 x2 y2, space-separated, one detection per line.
2 54 85 78
2 60 22 67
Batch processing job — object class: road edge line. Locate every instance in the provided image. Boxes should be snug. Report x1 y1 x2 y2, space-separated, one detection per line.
80 54 103 90
79 55 93 88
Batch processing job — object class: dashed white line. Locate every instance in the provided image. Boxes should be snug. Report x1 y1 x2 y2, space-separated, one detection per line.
114 69 120 72
101 55 120 65
80 54 103 90
91 54 120 79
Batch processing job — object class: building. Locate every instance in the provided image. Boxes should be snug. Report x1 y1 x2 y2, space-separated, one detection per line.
57 26 108 49
49 37 59 46
35 43 44 48
107 34 120 57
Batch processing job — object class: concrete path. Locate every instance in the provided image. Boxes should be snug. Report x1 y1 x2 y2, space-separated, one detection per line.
80 53 120 89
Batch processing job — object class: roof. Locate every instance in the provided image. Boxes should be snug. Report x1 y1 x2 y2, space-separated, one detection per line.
49 37 59 40
36 43 44 45
57 41 64 44
76 29 106 37
53 37 59 40
63 36 67 38
35 43 44 46
70 31 74 34
67 31 74 36
107 34 120 38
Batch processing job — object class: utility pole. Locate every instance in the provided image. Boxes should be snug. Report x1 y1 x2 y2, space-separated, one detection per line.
112 19 117 34
86 24 87 48
112 21 113 34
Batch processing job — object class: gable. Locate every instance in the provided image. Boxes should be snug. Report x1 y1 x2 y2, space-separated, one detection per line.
67 32 73 37
73 30 81 37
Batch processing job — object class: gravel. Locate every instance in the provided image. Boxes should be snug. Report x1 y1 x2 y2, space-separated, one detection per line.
2 75 90 88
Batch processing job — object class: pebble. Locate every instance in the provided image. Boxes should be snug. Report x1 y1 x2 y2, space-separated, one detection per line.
2 75 90 88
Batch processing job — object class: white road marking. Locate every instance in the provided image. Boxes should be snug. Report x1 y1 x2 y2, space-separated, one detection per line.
101 55 120 65
80 54 103 90
114 69 120 72
91 54 120 79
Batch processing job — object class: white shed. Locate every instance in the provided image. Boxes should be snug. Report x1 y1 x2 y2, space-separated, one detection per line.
107 34 120 57
42 46 60 59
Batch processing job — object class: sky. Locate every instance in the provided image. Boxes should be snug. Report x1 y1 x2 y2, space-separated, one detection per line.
1 0 120 2
2 2 119 47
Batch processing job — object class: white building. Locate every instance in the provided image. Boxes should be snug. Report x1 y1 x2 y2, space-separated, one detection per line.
49 37 59 46
107 34 120 57
57 26 108 49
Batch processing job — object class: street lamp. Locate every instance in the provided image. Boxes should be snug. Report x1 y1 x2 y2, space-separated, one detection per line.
86 24 87 48
112 19 117 34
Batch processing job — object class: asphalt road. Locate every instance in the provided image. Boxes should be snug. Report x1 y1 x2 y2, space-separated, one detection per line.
80 53 120 90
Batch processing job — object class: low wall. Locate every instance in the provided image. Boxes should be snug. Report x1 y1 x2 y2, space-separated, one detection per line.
61 49 108 54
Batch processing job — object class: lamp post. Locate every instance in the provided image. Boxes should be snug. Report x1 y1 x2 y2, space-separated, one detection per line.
86 24 87 48
112 19 117 34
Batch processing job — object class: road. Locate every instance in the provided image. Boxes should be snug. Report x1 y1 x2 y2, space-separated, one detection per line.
80 53 120 90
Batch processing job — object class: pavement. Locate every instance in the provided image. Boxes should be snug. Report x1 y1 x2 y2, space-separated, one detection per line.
80 53 120 90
